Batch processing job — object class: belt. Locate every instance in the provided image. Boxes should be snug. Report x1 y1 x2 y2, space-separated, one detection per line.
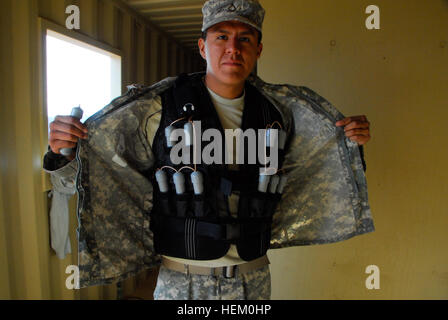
161 255 270 279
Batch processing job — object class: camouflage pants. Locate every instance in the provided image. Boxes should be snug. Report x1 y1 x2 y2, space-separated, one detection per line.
153 265 271 300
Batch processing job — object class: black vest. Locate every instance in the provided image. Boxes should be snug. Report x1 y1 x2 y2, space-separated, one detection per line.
149 73 287 261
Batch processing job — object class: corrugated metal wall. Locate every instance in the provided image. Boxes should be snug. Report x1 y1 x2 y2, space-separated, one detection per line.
0 0 203 300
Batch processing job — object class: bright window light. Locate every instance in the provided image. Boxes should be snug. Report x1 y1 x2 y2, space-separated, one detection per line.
45 30 121 132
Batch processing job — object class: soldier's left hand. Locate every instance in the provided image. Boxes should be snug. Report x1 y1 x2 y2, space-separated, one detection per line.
335 115 371 146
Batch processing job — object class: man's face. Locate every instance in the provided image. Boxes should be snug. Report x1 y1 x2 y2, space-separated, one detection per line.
198 21 263 87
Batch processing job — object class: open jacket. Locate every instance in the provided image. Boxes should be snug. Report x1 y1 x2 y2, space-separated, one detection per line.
43 72 374 288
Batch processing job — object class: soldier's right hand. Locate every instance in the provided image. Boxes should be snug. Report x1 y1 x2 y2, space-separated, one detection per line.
49 115 88 157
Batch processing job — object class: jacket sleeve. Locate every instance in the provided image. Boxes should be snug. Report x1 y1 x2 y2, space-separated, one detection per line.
43 148 78 179
43 148 78 259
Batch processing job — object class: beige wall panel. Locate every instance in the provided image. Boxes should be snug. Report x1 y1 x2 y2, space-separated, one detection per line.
170 42 178 76
38 0 70 26
29 0 55 300
46 195 79 300
0 2 12 298
178 49 185 73
144 27 152 85
97 0 115 48
101 283 118 300
259 0 448 299
136 22 146 84
157 35 163 81
9 0 46 299
1 0 35 300
120 12 131 89
168 42 174 76
185 53 191 73
194 55 202 73
0 172 11 299
79 0 98 39
166 41 173 77
0 30 10 295
160 37 168 79
0 0 13 301
1 0 212 300
175 45 181 75
149 31 159 84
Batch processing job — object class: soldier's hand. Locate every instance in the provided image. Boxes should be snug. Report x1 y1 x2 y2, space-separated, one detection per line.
335 115 371 146
49 115 88 158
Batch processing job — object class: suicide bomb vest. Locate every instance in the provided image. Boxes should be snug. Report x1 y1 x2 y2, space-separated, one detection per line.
149 73 289 261
52 71 374 288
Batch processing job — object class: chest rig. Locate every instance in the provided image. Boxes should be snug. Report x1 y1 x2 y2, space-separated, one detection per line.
149 73 289 261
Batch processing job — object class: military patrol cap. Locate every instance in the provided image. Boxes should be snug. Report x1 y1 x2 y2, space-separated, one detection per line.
201 0 265 33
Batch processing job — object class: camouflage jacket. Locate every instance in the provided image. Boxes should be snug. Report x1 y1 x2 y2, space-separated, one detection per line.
43 72 374 288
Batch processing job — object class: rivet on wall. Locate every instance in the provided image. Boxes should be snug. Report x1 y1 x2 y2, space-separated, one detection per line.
330 40 336 47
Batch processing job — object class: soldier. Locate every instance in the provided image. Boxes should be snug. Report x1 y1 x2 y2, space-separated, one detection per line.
45 0 373 300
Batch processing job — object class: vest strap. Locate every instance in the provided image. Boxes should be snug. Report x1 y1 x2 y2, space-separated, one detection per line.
153 214 270 241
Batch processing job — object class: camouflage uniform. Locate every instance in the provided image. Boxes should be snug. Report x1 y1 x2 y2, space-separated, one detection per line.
43 0 374 299
43 73 374 291
154 265 271 300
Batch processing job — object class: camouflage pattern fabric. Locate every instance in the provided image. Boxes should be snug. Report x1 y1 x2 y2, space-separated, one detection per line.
44 72 374 288
202 0 265 32
73 78 176 287
154 265 271 300
248 77 375 247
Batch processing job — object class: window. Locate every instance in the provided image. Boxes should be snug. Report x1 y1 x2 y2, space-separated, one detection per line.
45 29 121 131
